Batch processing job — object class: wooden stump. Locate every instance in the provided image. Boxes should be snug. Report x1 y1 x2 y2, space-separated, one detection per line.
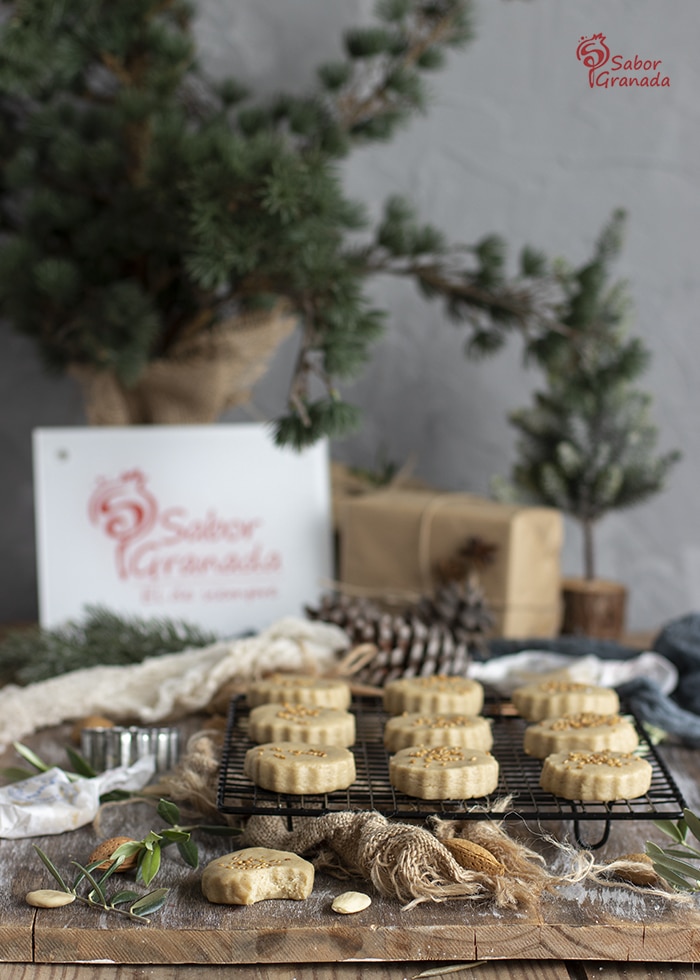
560 577 627 640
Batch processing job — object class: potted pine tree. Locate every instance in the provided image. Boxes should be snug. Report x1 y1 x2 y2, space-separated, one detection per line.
0 0 558 447
497 210 681 639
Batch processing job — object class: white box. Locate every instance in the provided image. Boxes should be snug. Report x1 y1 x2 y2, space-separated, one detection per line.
33 424 332 635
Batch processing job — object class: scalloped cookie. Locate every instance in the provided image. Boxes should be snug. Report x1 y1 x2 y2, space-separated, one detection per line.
246 673 351 710
539 749 652 802
511 680 619 722
389 745 499 800
383 675 484 717
201 848 314 904
248 703 356 747
523 712 639 759
384 712 493 753
243 741 356 794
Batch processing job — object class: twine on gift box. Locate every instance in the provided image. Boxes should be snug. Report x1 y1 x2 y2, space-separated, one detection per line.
417 493 464 593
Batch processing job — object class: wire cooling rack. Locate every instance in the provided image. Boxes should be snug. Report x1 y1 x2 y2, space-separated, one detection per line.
217 694 687 848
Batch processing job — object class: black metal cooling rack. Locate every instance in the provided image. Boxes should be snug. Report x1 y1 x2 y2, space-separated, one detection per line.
217 694 688 849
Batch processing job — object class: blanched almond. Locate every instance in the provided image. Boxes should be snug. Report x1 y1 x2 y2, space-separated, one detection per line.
331 891 372 914
26 889 76 908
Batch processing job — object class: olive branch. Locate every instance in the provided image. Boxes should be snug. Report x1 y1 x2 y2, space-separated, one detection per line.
33 797 240 924
648 808 700 892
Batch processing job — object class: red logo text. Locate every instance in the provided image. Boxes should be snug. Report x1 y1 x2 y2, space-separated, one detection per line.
89 470 282 584
576 33 670 89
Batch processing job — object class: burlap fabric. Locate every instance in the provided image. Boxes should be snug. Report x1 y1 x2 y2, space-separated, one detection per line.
238 808 552 910
71 302 297 425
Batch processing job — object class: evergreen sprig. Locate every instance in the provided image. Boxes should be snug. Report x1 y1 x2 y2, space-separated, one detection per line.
0 606 216 686
0 0 566 447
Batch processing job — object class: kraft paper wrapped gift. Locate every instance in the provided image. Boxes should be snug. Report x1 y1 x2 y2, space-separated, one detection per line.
338 489 564 638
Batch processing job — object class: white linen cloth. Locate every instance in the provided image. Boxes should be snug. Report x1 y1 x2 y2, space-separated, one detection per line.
469 649 678 698
0 617 349 753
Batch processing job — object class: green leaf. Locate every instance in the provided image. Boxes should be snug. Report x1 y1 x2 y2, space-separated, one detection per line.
138 844 162 886
683 809 700 845
129 888 170 917
0 766 36 782
100 789 135 803
648 853 700 882
652 818 687 844
651 865 697 893
161 829 191 844
157 799 181 826
111 841 144 860
197 825 243 836
72 863 107 904
64 745 98 778
660 845 700 860
13 742 50 772
97 853 128 886
176 838 199 869
109 889 141 907
33 846 70 891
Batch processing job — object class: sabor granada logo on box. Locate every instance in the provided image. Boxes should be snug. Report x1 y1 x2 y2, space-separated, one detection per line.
576 33 670 89
88 469 282 587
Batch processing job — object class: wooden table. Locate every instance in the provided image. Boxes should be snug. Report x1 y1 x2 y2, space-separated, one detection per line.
2 718 700 980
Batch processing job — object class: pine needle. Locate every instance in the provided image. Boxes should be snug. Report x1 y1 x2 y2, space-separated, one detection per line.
0 606 217 685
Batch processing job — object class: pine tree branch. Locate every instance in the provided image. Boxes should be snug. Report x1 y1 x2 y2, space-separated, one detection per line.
335 8 460 132
365 250 571 339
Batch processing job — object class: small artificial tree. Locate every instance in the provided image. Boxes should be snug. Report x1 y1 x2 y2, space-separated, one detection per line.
0 0 559 446
499 209 681 583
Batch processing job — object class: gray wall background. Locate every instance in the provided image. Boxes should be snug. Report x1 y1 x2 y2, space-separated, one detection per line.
1 0 698 633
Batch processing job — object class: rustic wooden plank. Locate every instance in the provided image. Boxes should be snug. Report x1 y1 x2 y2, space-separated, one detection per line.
3 721 700 969
0 830 43 963
578 964 700 980
25 857 700 966
0 961 573 980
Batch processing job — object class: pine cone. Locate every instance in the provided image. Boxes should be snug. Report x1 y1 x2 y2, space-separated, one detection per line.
416 580 494 658
306 593 470 686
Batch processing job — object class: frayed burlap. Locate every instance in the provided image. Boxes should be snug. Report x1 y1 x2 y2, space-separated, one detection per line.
238 805 561 911
428 811 555 908
151 730 235 825
71 302 297 425
582 853 693 905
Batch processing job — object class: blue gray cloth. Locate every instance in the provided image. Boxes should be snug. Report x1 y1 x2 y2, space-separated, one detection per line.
487 613 700 748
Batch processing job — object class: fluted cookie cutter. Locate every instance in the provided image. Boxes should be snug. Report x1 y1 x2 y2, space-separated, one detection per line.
80 725 181 774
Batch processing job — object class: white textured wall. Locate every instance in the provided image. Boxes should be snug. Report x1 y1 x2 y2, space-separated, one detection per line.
2 0 699 633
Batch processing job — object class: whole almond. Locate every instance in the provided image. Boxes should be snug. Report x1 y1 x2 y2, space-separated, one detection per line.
611 852 658 887
26 889 76 908
331 891 372 914
443 838 506 876
88 836 140 872
71 714 115 744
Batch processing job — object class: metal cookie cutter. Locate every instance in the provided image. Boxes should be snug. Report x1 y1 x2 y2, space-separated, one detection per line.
81 725 181 774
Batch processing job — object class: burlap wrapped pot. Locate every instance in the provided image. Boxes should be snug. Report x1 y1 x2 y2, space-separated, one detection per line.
71 302 298 425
